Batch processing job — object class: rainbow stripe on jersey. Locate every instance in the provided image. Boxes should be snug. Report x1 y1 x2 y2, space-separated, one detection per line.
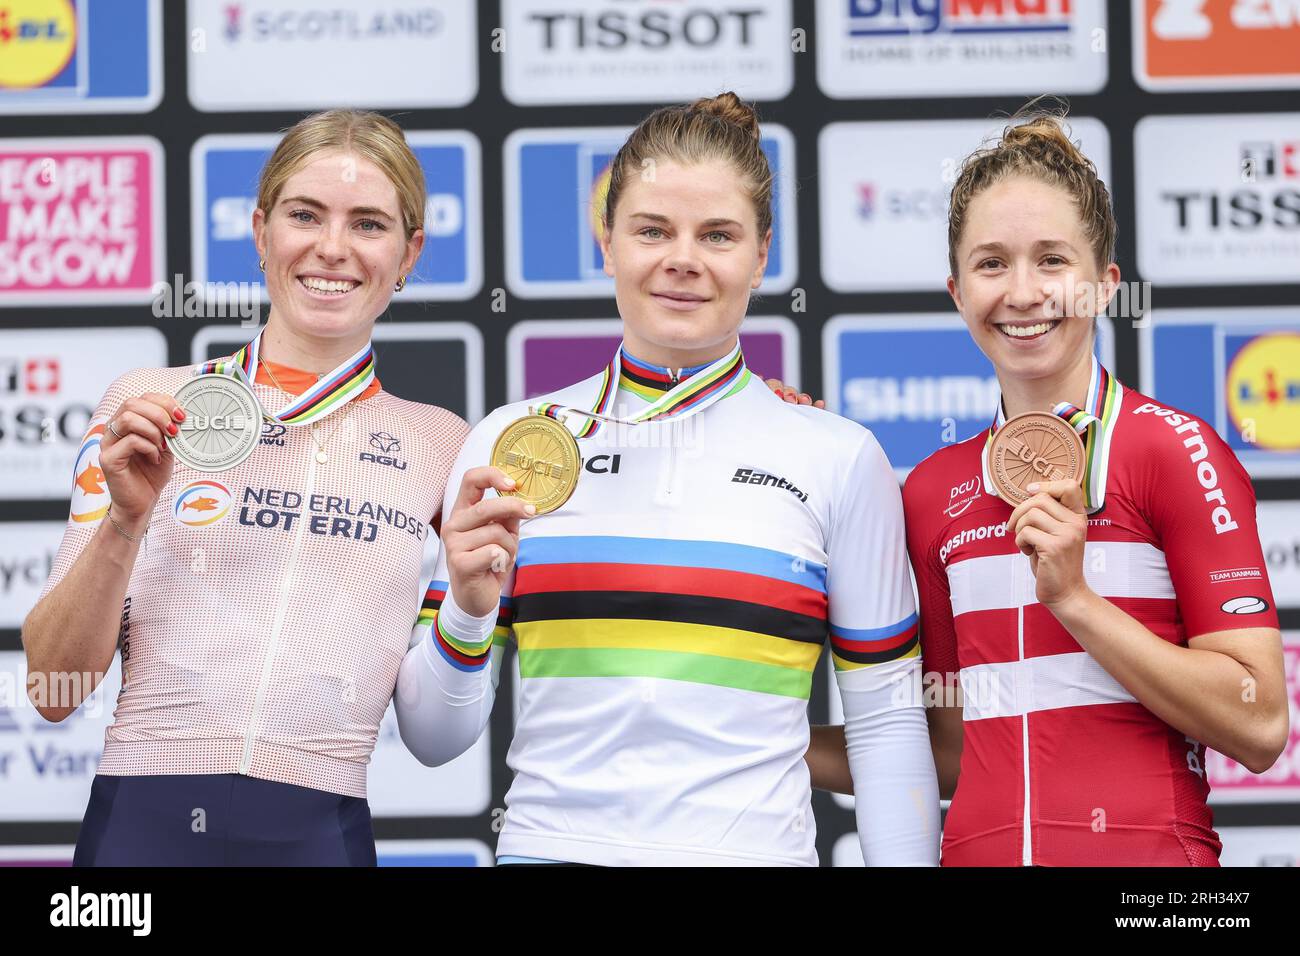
508 535 918 697
418 581 512 672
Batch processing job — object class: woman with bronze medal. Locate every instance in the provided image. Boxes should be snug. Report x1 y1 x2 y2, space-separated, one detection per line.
783 105 1288 866
397 93 941 866
22 110 477 865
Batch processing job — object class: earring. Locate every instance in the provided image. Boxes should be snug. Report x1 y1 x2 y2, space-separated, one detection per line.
394 275 406 292
258 258 265 272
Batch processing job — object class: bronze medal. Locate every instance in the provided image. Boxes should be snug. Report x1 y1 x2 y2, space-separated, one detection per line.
490 414 582 515
987 411 1085 506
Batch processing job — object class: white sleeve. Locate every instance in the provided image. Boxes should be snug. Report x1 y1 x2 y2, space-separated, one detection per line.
827 432 940 866
394 416 512 767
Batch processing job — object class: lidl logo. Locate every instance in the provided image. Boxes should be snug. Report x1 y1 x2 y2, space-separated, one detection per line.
173 480 233 528
0 0 76 89
1227 333 1300 452
1140 308 1300 478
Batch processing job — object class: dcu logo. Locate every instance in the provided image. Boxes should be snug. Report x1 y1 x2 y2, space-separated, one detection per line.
173 480 233 528
845 0 1075 36
193 131 481 300
505 125 797 298
1226 332 1300 453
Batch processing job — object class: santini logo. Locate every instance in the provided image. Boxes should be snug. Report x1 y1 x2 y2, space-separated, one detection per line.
732 468 808 502
50 886 151 936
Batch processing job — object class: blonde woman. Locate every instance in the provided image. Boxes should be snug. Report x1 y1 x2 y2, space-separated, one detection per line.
23 110 475 866
397 93 940 866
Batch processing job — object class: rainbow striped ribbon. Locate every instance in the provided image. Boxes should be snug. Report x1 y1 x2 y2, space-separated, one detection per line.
983 354 1122 513
535 341 750 439
199 332 376 428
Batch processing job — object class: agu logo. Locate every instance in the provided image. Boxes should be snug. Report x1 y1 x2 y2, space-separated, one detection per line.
173 480 233 528
69 422 107 523
1227 333 1300 452
0 0 77 89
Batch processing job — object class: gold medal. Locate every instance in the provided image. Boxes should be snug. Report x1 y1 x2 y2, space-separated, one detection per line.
491 414 582 515
987 411 1085 506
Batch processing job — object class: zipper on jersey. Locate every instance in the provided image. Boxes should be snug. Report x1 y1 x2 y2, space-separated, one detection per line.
1018 601 1032 867
663 419 678 500
239 440 319 774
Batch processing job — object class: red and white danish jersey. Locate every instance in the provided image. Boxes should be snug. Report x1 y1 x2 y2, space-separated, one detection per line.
904 381 1279 867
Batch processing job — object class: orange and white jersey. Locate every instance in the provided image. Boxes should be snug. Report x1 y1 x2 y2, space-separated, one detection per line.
41 360 468 798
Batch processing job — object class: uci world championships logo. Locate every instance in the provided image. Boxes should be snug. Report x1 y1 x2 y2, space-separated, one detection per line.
1227 333 1300 453
0 0 77 89
173 480 234 528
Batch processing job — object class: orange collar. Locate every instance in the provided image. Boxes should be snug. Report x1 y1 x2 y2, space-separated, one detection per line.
254 358 381 401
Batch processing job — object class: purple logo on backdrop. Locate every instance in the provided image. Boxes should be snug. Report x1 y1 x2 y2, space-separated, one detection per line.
520 332 788 399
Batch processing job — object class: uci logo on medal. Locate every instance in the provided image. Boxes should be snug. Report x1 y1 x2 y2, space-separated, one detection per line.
0 0 77 89
1226 332 1300 453
173 480 233 528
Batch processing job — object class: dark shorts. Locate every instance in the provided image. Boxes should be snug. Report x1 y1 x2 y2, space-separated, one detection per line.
74 773 376 867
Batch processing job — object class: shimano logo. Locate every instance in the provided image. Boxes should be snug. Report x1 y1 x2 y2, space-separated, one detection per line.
732 468 808 503
844 375 1000 422
1132 403 1238 535
939 522 1007 564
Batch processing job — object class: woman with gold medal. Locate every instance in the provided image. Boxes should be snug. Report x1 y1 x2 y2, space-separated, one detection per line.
777 106 1288 866
396 93 941 866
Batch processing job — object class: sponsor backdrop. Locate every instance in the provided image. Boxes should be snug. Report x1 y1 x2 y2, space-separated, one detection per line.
0 0 1297 865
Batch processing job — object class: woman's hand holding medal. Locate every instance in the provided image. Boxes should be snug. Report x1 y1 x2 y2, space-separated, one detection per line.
100 394 186 534
1005 478 1089 611
443 466 536 618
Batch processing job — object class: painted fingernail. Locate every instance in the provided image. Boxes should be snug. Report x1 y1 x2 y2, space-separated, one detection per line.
174 408 186 420
167 423 178 436
1027 482 1040 493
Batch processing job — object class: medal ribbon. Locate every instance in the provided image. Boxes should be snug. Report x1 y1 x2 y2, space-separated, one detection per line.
199 331 376 427
535 341 750 439
982 355 1122 512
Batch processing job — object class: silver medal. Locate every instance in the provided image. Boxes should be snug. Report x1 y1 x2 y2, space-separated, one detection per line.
167 374 262 472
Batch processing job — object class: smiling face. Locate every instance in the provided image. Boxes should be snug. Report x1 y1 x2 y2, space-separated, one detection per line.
600 158 770 370
252 150 423 348
948 175 1119 389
